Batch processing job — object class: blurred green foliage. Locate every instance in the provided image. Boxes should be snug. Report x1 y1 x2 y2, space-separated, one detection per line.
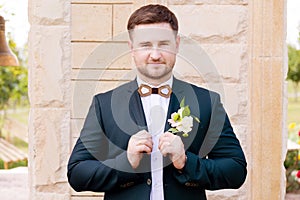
285 150 300 192
287 44 300 101
0 66 28 109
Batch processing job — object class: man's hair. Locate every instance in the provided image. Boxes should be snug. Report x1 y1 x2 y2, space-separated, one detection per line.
127 4 178 32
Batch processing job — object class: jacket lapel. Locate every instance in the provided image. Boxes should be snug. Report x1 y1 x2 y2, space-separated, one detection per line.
164 78 185 132
127 80 148 132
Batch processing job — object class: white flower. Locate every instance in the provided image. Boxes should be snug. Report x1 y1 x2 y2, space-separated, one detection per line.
167 97 200 137
177 116 193 134
177 107 184 117
168 112 181 127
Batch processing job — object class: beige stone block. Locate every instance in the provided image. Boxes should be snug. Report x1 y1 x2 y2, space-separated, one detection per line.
202 44 248 81
31 193 70 200
72 197 103 200
249 57 286 200
272 1 285 57
169 0 248 5
71 137 79 150
29 0 69 24
113 4 133 38
261 1 273 58
260 59 285 199
29 108 71 186
206 187 246 200
72 42 132 69
72 42 99 68
29 26 71 108
174 43 248 84
193 0 219 4
71 81 97 119
72 69 134 81
170 5 247 43
260 0 285 57
71 0 132 3
194 0 248 5
180 76 207 88
174 38 220 83
222 84 246 120
200 83 247 123
71 4 112 41
71 188 103 197
71 80 129 118
231 125 248 150
71 119 84 139
219 0 248 5
174 57 204 79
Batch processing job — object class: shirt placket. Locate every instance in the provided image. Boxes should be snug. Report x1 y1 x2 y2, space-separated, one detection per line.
149 94 165 200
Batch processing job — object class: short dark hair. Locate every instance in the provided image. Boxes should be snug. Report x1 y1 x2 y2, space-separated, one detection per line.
127 4 178 32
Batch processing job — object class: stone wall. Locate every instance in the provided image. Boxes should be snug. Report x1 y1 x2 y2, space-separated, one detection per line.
28 0 287 199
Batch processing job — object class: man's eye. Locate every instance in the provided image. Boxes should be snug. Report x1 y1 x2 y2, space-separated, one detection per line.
140 43 151 48
159 43 172 51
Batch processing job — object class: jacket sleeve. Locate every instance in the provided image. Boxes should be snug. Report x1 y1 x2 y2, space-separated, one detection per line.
173 93 247 190
67 95 143 192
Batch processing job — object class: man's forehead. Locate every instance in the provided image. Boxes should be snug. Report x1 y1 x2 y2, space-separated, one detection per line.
130 24 177 42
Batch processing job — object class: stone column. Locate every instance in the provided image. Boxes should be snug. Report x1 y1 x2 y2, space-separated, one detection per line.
249 0 287 199
28 0 71 199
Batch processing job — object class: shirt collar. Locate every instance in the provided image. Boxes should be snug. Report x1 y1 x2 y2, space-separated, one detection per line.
136 76 173 88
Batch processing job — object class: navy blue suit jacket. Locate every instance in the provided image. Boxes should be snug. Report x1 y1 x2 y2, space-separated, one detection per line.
67 78 247 200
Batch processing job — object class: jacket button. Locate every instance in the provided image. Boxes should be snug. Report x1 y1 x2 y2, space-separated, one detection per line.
185 182 191 186
147 178 152 185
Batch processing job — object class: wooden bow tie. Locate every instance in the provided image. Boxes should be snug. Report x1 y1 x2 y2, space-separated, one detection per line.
138 84 172 98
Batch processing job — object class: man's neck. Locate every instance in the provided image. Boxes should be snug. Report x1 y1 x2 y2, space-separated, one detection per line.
137 75 172 87
137 75 173 89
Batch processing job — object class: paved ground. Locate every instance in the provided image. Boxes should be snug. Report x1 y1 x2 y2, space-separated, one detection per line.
0 167 300 200
0 167 28 200
286 193 300 200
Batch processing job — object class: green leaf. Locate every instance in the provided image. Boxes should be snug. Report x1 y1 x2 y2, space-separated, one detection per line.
182 133 189 137
180 97 185 108
193 116 200 123
168 128 179 134
182 106 191 117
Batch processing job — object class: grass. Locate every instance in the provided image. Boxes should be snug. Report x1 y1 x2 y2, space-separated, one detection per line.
288 80 300 125
6 107 29 125
288 80 299 94
0 159 27 169
288 98 300 125
0 105 29 169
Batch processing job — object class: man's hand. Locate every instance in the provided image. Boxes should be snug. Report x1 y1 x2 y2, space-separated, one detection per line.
127 130 153 169
159 132 186 170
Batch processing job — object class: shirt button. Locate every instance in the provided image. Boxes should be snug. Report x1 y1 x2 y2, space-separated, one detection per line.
147 178 152 185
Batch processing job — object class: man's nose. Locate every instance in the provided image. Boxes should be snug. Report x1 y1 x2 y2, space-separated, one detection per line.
150 47 162 60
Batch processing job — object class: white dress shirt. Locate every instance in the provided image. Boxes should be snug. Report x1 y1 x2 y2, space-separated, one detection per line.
137 76 173 200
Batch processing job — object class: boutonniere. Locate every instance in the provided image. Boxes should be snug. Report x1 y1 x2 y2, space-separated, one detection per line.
167 97 200 137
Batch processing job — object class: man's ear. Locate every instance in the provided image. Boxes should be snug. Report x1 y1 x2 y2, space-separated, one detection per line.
128 40 133 50
175 35 180 53
128 40 135 57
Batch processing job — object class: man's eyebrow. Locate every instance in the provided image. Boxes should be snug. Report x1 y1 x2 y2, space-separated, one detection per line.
139 40 171 44
139 41 152 45
159 40 171 44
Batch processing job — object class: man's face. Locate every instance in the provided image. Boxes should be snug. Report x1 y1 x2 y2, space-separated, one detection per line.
129 23 180 84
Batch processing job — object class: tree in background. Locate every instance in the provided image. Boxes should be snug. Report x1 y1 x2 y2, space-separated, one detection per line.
287 41 300 101
0 34 28 136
